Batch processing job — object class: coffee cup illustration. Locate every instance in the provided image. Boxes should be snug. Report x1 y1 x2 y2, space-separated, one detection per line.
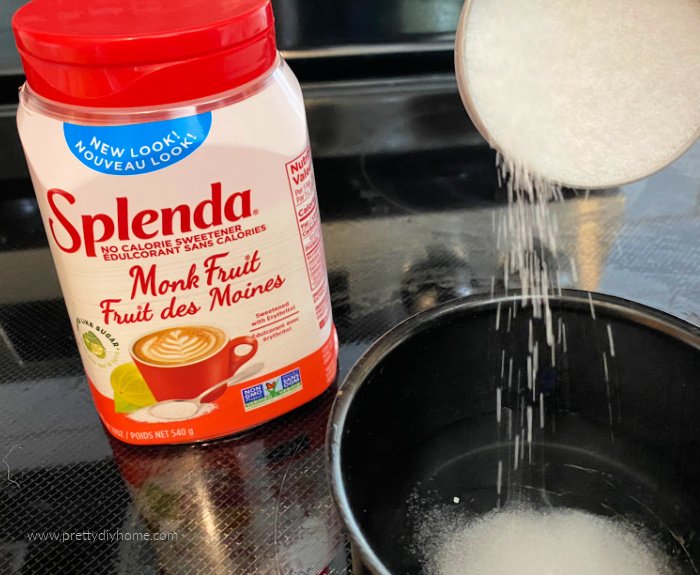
130 326 258 403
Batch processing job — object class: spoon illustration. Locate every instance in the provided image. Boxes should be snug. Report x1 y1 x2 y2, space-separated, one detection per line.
147 381 229 421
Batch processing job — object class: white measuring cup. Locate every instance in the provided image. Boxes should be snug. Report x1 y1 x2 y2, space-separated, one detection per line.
454 0 700 189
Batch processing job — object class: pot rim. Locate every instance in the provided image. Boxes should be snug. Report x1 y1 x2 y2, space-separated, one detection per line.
327 289 700 575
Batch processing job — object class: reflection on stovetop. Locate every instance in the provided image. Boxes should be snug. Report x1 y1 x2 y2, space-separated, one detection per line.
0 75 698 575
109 392 348 575
1 381 348 575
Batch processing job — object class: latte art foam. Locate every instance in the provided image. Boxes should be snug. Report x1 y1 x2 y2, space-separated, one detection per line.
133 326 226 366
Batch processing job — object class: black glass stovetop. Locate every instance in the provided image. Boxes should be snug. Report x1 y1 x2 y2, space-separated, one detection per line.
0 74 699 575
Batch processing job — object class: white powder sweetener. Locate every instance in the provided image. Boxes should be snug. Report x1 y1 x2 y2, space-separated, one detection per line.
458 0 700 188
129 402 217 423
429 508 676 575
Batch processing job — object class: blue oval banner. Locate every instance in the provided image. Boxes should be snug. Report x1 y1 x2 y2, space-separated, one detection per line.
63 112 212 176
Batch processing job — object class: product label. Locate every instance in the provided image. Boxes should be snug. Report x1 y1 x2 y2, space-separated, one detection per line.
18 83 337 445
286 148 332 330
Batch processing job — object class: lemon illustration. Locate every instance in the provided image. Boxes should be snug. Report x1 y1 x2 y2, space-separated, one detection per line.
82 331 106 358
111 363 157 413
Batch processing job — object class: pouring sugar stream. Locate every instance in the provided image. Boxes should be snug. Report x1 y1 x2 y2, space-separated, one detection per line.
325 2 700 574
420 1 700 573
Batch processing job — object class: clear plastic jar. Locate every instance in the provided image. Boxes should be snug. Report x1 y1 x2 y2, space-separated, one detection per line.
13 0 337 445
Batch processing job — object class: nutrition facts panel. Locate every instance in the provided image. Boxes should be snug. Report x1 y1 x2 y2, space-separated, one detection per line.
286 146 332 329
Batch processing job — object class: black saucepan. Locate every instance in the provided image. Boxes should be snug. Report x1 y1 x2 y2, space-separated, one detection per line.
328 291 700 574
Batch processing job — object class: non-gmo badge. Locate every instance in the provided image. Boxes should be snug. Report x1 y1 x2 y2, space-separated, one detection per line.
241 368 303 411
63 112 212 176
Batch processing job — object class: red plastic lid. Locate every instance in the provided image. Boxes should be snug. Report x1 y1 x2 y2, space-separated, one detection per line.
12 0 277 108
